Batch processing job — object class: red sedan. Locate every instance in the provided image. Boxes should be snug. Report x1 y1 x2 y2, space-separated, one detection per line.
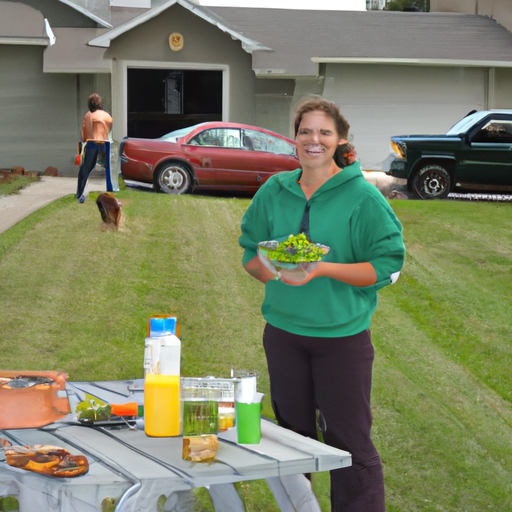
120 122 299 194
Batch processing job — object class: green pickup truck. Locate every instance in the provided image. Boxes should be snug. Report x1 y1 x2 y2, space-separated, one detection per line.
385 110 512 199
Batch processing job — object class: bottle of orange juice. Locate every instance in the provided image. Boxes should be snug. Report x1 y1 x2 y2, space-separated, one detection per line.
144 334 181 437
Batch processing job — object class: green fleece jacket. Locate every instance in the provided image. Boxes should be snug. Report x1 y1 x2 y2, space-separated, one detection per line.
239 162 405 337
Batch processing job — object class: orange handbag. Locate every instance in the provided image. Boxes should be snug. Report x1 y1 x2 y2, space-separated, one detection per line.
74 142 85 166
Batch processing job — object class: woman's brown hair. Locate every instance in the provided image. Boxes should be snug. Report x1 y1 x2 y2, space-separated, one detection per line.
293 95 349 140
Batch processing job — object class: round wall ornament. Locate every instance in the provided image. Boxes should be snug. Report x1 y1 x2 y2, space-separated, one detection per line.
169 33 184 52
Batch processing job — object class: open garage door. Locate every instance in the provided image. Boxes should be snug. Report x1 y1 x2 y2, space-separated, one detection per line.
127 68 222 138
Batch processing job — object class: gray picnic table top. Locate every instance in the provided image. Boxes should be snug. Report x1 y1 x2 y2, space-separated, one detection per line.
0 379 351 512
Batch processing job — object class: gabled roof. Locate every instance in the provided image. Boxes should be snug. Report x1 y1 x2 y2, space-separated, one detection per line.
0 1 50 45
204 8 512 76
0 1 111 46
58 0 113 29
85 2 512 77
88 0 270 52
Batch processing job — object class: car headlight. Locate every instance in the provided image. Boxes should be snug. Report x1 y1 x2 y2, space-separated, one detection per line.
390 140 406 159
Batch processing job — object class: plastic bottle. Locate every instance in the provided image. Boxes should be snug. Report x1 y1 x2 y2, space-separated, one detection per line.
145 334 181 375
159 335 181 375
148 314 180 337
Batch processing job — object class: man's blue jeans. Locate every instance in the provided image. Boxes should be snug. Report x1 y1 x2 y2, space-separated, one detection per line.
76 141 116 199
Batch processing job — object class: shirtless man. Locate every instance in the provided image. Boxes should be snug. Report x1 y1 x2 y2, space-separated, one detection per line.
76 93 114 203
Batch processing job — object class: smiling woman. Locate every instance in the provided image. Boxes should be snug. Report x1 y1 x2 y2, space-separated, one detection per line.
295 111 342 196
240 96 405 512
292 97 351 198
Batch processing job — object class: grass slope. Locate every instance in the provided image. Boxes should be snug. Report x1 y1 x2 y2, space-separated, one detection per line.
0 175 38 197
1 191 512 511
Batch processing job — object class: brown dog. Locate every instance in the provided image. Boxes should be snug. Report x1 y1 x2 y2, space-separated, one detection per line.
96 192 122 229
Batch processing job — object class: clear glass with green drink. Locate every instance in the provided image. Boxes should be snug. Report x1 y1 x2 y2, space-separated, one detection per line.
181 387 219 462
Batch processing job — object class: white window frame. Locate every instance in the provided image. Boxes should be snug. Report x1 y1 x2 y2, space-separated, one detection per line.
116 60 229 140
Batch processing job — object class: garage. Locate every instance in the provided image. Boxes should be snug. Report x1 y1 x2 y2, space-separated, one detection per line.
127 68 223 138
323 63 487 169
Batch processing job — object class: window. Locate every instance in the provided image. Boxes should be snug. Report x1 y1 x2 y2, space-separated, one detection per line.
472 120 512 143
243 129 296 155
189 128 241 148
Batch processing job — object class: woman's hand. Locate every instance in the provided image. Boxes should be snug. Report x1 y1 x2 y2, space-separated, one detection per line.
277 266 317 285
244 255 277 284
245 256 377 287
279 261 377 287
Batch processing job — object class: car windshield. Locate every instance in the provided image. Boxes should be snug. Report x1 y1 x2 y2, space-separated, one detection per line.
159 125 202 142
446 111 489 136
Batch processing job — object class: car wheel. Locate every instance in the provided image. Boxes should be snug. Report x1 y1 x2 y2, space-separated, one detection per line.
154 163 192 194
412 164 452 199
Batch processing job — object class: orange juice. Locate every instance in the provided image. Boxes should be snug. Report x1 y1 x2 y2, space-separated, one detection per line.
144 374 180 437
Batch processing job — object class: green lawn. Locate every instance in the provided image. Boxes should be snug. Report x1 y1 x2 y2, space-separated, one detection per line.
0 175 38 197
1 190 512 511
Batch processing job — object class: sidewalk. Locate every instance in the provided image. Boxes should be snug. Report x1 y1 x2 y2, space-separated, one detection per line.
0 176 106 235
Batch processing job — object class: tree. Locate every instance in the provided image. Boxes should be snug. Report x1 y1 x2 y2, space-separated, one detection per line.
385 0 430 11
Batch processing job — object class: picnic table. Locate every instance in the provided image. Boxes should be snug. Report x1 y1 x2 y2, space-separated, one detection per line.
0 380 351 512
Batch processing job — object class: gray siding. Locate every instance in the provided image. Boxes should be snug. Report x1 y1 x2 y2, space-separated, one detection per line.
494 68 512 108
255 78 295 138
0 45 79 174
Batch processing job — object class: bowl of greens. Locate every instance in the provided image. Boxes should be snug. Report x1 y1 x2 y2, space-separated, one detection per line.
258 233 330 282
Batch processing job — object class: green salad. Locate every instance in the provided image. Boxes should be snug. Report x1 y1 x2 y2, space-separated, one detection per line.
267 233 329 263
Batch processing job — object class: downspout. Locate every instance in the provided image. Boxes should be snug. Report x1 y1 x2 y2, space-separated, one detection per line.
485 67 496 110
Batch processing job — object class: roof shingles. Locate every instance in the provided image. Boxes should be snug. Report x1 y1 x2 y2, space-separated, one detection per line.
205 8 512 75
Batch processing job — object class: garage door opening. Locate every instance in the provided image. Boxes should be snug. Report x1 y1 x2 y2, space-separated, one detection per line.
127 68 222 138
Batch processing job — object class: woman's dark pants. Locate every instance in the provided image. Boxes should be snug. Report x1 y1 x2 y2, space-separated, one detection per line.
263 324 385 512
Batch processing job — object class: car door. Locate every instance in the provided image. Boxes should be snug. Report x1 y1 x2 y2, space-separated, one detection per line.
456 118 512 187
179 127 241 186
213 128 298 189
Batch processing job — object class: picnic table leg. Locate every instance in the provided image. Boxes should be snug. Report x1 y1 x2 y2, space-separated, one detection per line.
207 483 246 512
266 474 322 512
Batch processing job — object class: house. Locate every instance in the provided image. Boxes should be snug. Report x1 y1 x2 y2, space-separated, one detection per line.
431 0 512 33
1 0 512 175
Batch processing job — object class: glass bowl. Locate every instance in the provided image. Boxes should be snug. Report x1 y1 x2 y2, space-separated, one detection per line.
257 237 330 283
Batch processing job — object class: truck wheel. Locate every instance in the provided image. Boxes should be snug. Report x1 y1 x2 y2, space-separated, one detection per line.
412 164 452 199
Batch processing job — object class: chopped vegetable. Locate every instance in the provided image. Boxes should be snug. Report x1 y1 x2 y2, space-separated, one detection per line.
267 233 328 263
